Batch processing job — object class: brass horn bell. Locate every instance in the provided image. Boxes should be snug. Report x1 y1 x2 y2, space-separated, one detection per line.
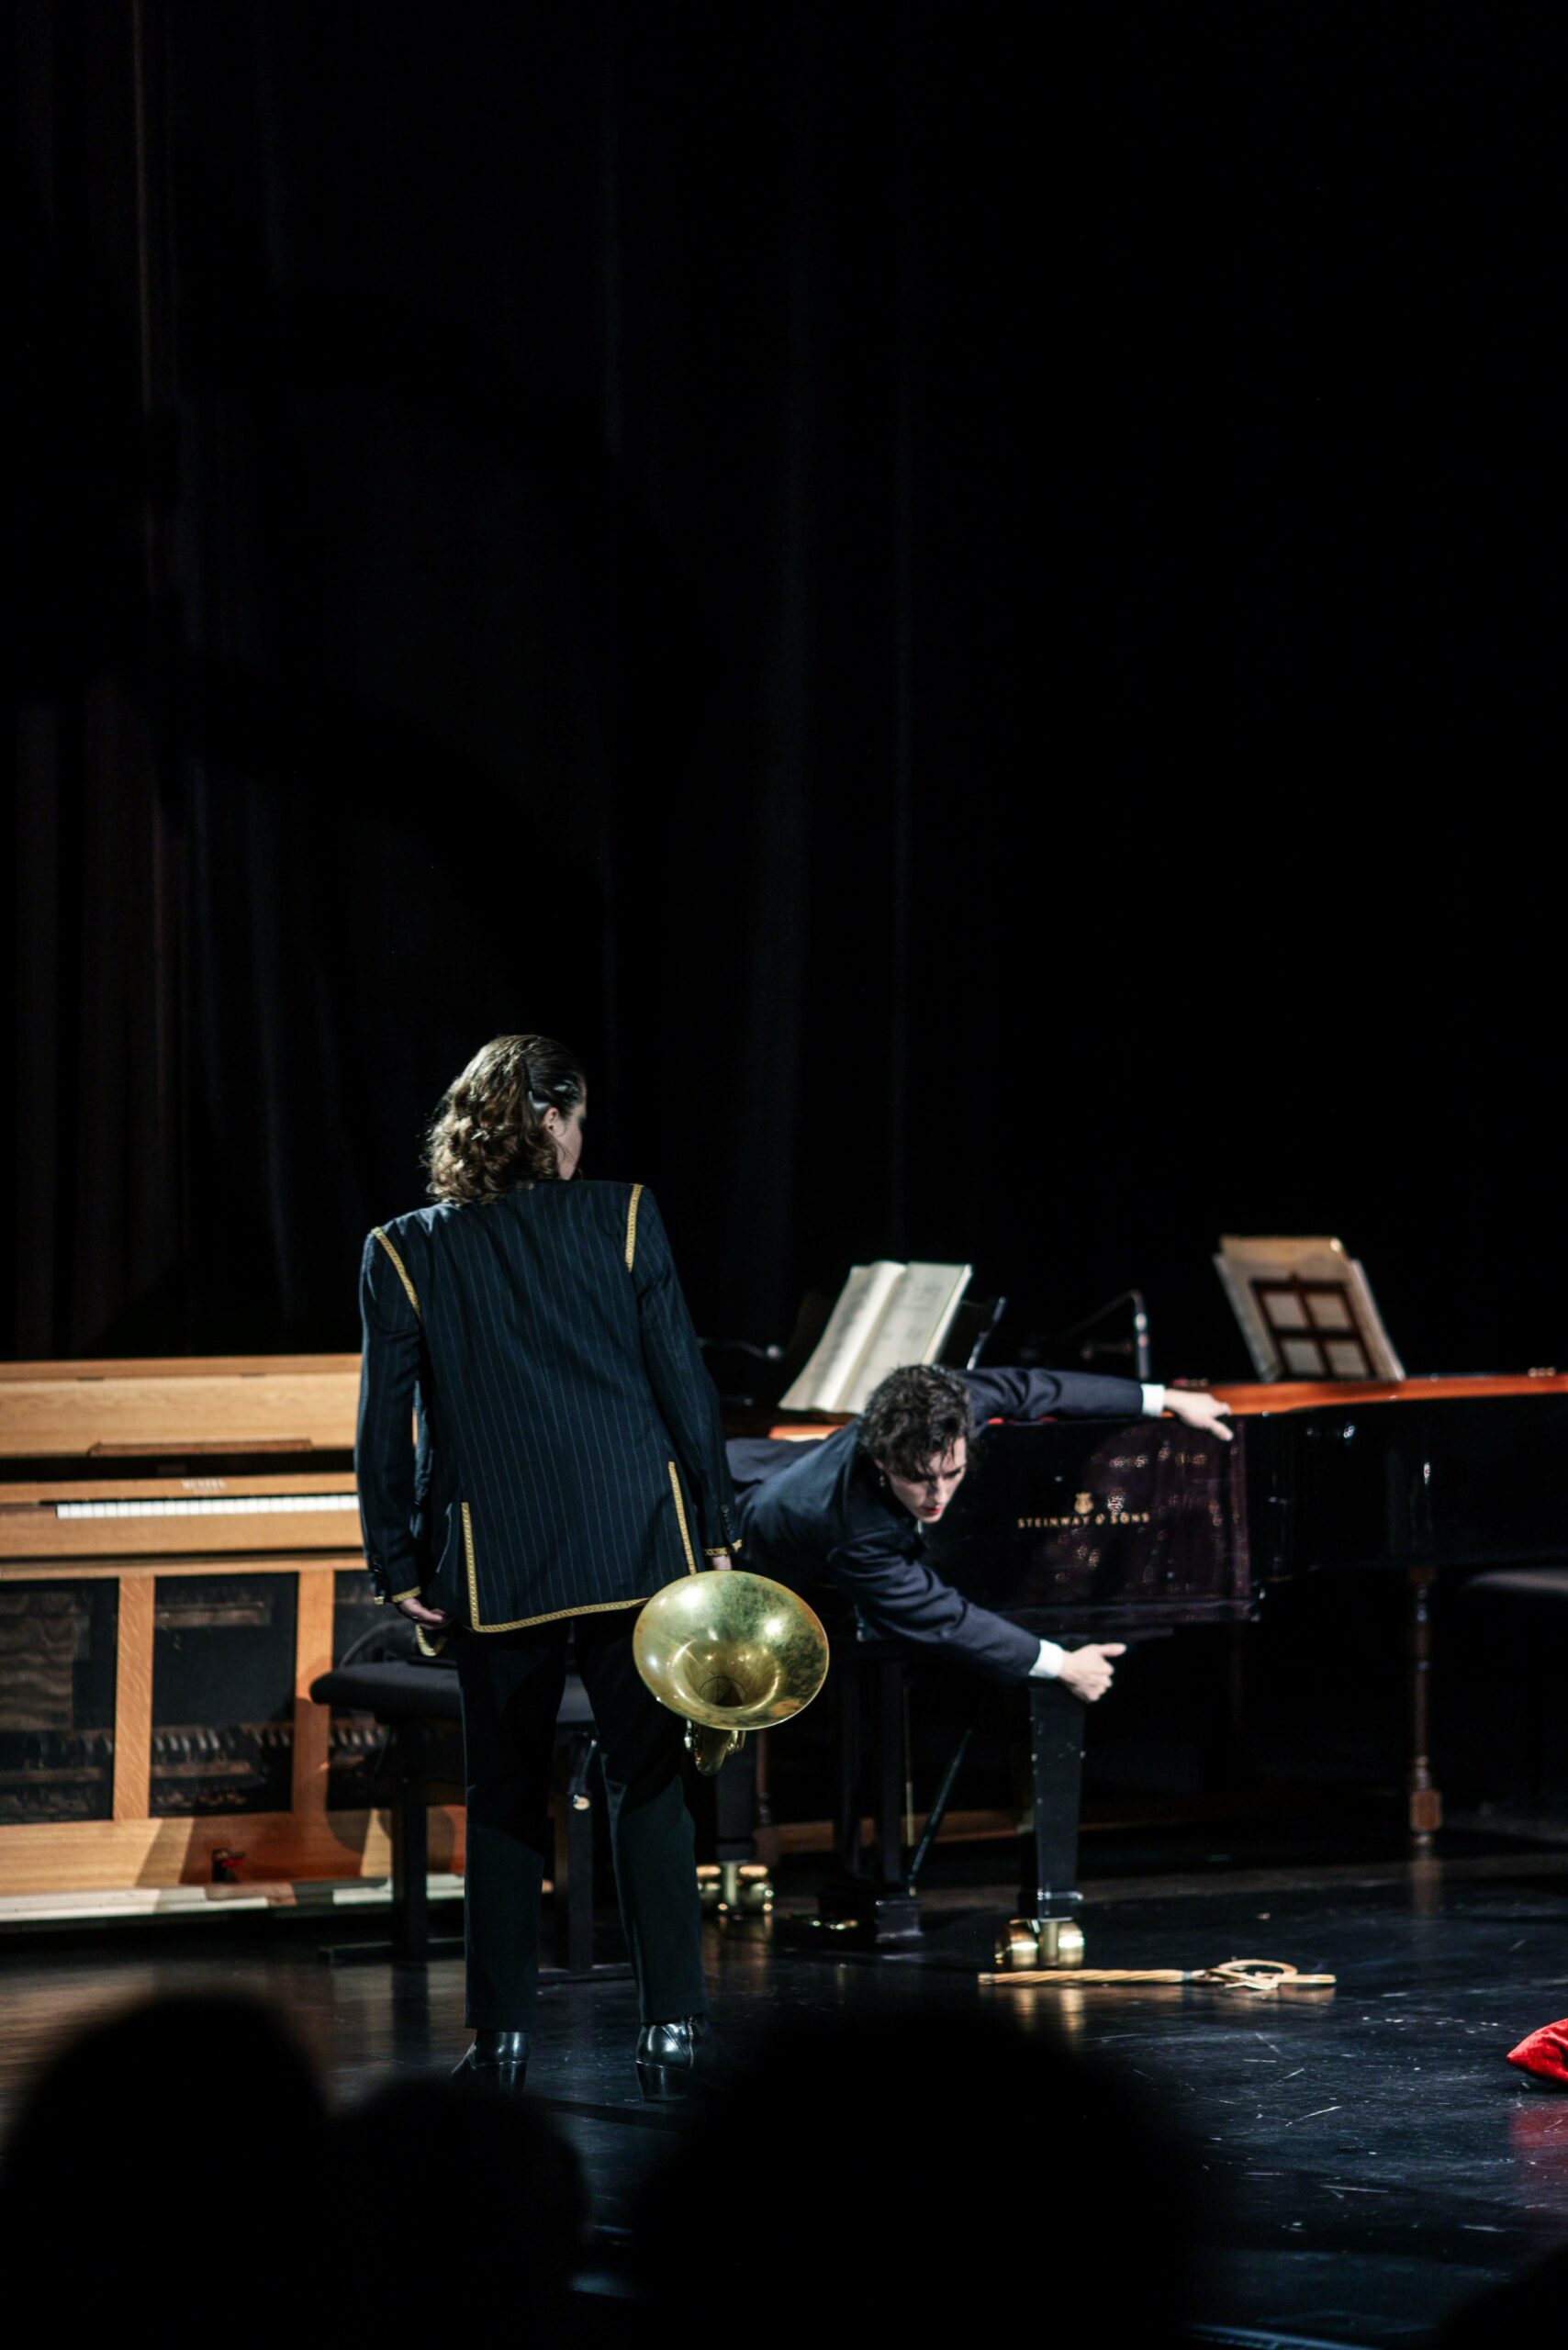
633 1570 830 1775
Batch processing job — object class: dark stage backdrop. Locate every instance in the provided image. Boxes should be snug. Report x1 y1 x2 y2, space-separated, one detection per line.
13 4 1563 1378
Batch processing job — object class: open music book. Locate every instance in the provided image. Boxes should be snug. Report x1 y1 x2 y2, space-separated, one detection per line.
1215 1236 1405 1382
778 1260 973 1416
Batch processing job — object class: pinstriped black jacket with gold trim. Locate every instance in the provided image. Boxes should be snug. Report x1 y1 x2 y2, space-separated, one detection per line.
354 1180 740 1631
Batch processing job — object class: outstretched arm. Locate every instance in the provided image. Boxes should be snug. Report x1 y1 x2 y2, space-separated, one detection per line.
962 1366 1232 1441
829 1536 1126 1696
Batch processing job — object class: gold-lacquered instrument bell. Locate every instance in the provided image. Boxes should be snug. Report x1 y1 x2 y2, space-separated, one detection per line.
633 1570 830 1775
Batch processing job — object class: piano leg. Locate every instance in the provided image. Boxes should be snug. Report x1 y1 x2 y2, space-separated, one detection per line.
1009 1677 1086 1964
712 1736 758 1869
390 1743 430 1962
698 1730 774 1915
792 1648 923 1947
833 1650 864 1877
1389 1444 1444 1845
553 1730 598 1974
1407 1563 1442 1843
873 1656 907 1892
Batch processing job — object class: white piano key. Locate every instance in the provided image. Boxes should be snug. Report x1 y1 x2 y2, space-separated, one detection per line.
55 1492 360 1520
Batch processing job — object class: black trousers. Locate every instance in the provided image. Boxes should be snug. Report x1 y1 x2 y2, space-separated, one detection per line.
454 1606 708 2031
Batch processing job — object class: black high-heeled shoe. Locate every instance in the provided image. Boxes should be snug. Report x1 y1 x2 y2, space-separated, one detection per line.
452 2029 531 2092
635 2015 732 2102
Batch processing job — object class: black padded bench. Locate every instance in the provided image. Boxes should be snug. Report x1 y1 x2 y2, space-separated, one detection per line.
311 1639 621 1977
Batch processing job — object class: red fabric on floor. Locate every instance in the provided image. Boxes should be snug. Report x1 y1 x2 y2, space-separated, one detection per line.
1506 2020 1568 2087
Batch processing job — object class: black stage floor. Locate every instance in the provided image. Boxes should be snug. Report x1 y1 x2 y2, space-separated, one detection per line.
3 1833 1565 2347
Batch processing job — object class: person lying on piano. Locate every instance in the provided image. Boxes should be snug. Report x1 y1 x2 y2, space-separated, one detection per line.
734 1363 1233 1696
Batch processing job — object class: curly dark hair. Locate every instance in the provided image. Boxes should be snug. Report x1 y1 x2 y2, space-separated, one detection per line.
857 1364 975 1478
423 1034 586 1205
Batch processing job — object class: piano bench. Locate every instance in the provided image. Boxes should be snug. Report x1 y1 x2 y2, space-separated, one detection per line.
308 1662 615 1976
1457 1569 1568 1807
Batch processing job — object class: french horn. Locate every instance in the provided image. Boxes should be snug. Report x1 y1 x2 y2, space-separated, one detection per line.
633 1567 830 1774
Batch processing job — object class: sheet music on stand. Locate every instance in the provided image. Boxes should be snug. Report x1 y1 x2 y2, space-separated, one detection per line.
1215 1237 1406 1382
778 1260 972 1414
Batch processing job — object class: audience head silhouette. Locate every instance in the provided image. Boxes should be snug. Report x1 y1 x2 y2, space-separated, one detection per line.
0 1993 326 2331
330 2076 587 2330
630 2007 1198 2347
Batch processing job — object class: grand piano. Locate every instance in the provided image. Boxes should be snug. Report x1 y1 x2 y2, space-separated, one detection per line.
770 1370 1568 1955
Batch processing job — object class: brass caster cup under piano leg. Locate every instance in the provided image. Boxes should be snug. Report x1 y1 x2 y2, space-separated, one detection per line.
995 1917 1086 1971
698 1863 774 1918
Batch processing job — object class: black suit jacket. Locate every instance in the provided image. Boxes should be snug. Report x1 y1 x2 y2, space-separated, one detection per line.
734 1366 1148 1681
355 1180 738 1631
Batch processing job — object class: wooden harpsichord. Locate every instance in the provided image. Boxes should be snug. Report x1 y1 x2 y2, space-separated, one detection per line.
0 1357 460 1903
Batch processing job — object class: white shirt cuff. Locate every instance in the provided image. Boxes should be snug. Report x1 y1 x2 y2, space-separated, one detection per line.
1030 1639 1067 1679
1141 1382 1167 1416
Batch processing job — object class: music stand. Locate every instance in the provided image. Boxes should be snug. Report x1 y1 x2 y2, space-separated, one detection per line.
1215 1236 1405 1382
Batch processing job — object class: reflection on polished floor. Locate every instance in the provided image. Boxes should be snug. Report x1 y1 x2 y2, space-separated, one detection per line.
2 1835 1565 2348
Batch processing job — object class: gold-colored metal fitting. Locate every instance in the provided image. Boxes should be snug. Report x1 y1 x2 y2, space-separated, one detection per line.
995 1917 1085 1970
698 1862 774 1916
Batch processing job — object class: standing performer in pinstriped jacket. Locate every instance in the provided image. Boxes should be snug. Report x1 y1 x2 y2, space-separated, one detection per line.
355 1033 741 2098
